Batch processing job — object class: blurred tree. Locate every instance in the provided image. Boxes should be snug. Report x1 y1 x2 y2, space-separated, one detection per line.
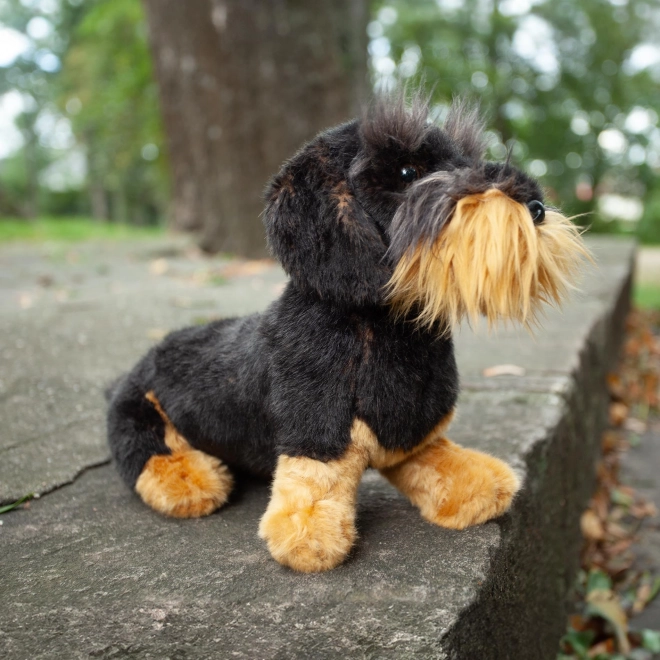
372 0 660 230
142 0 369 256
0 0 165 224
2 0 658 245
59 0 167 225
0 0 68 217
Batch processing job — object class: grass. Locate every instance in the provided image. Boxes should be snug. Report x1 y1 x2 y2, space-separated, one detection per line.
634 283 660 310
0 216 165 243
0 493 34 514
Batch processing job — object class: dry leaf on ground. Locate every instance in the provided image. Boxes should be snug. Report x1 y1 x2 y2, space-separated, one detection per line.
482 364 526 377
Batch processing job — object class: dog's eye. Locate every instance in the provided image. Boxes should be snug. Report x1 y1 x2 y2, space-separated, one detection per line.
527 200 545 225
399 166 418 184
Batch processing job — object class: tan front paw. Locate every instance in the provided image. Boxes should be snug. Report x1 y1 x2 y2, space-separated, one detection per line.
427 445 521 529
259 499 356 573
382 440 521 530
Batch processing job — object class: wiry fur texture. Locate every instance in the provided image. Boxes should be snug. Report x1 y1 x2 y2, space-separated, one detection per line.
106 91 588 572
381 436 521 529
258 425 370 573
388 188 589 328
443 98 487 162
259 410 520 571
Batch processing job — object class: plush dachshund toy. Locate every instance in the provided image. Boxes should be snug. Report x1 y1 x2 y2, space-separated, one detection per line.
107 94 588 573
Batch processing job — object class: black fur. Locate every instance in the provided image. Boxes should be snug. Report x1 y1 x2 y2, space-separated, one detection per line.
107 94 545 487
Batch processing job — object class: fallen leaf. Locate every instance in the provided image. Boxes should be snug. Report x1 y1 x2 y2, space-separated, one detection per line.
581 510 605 541
609 402 629 426
586 638 615 657
561 629 595 655
569 614 589 631
601 430 622 453
604 554 634 576
592 490 610 521
650 576 660 602
605 538 634 558
147 328 168 341
587 570 612 593
220 259 274 277
149 258 169 275
18 292 33 309
633 580 652 614
482 364 526 377
586 588 630 654
633 574 660 615
641 629 660 653
607 373 626 401
624 417 647 434
610 488 635 508
605 520 630 540
629 500 658 519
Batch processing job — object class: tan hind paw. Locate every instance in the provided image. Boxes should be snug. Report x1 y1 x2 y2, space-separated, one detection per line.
382 439 521 530
135 450 233 518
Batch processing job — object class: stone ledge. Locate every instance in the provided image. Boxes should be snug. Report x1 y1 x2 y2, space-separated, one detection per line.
0 237 634 659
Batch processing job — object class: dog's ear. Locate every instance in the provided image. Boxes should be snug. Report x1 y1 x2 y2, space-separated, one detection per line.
264 131 391 306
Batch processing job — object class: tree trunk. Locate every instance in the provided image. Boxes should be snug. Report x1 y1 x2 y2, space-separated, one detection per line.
87 144 110 222
89 181 109 222
143 0 368 257
21 119 39 220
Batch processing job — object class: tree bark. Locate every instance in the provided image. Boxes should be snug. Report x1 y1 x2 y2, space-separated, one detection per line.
143 0 368 257
20 117 39 220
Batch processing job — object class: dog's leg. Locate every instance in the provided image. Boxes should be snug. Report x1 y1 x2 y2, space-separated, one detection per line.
135 391 234 518
109 388 233 518
258 431 371 573
379 426 520 529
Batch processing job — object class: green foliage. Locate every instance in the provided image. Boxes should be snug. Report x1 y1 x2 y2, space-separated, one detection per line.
0 493 33 514
0 0 68 217
587 569 614 593
372 0 660 240
0 151 30 214
637 190 660 243
560 629 596 658
59 0 168 224
640 629 660 653
0 216 164 242
634 283 660 310
0 0 166 224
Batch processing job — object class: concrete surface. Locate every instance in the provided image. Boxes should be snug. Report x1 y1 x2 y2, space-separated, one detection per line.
0 235 635 659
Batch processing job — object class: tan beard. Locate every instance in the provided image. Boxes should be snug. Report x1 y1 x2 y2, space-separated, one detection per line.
387 188 591 330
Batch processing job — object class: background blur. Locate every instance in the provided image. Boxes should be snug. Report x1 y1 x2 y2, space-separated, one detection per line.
0 0 659 254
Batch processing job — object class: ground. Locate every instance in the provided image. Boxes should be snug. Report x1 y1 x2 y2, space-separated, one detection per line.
0 233 646 659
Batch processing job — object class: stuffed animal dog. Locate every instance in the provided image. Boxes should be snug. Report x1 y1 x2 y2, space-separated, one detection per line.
107 94 588 573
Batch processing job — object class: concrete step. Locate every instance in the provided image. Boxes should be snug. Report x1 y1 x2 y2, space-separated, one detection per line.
0 236 634 659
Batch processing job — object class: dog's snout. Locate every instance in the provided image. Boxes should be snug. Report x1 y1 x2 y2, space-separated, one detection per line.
527 200 545 225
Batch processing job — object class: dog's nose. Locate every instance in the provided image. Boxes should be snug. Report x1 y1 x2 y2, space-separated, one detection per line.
527 200 545 225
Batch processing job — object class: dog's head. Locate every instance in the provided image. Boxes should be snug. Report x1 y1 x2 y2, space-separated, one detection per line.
264 93 588 328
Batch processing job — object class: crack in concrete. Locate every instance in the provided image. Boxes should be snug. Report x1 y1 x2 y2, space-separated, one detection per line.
0 457 111 507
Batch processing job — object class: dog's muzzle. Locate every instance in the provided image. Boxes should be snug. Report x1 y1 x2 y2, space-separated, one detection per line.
385 173 589 330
